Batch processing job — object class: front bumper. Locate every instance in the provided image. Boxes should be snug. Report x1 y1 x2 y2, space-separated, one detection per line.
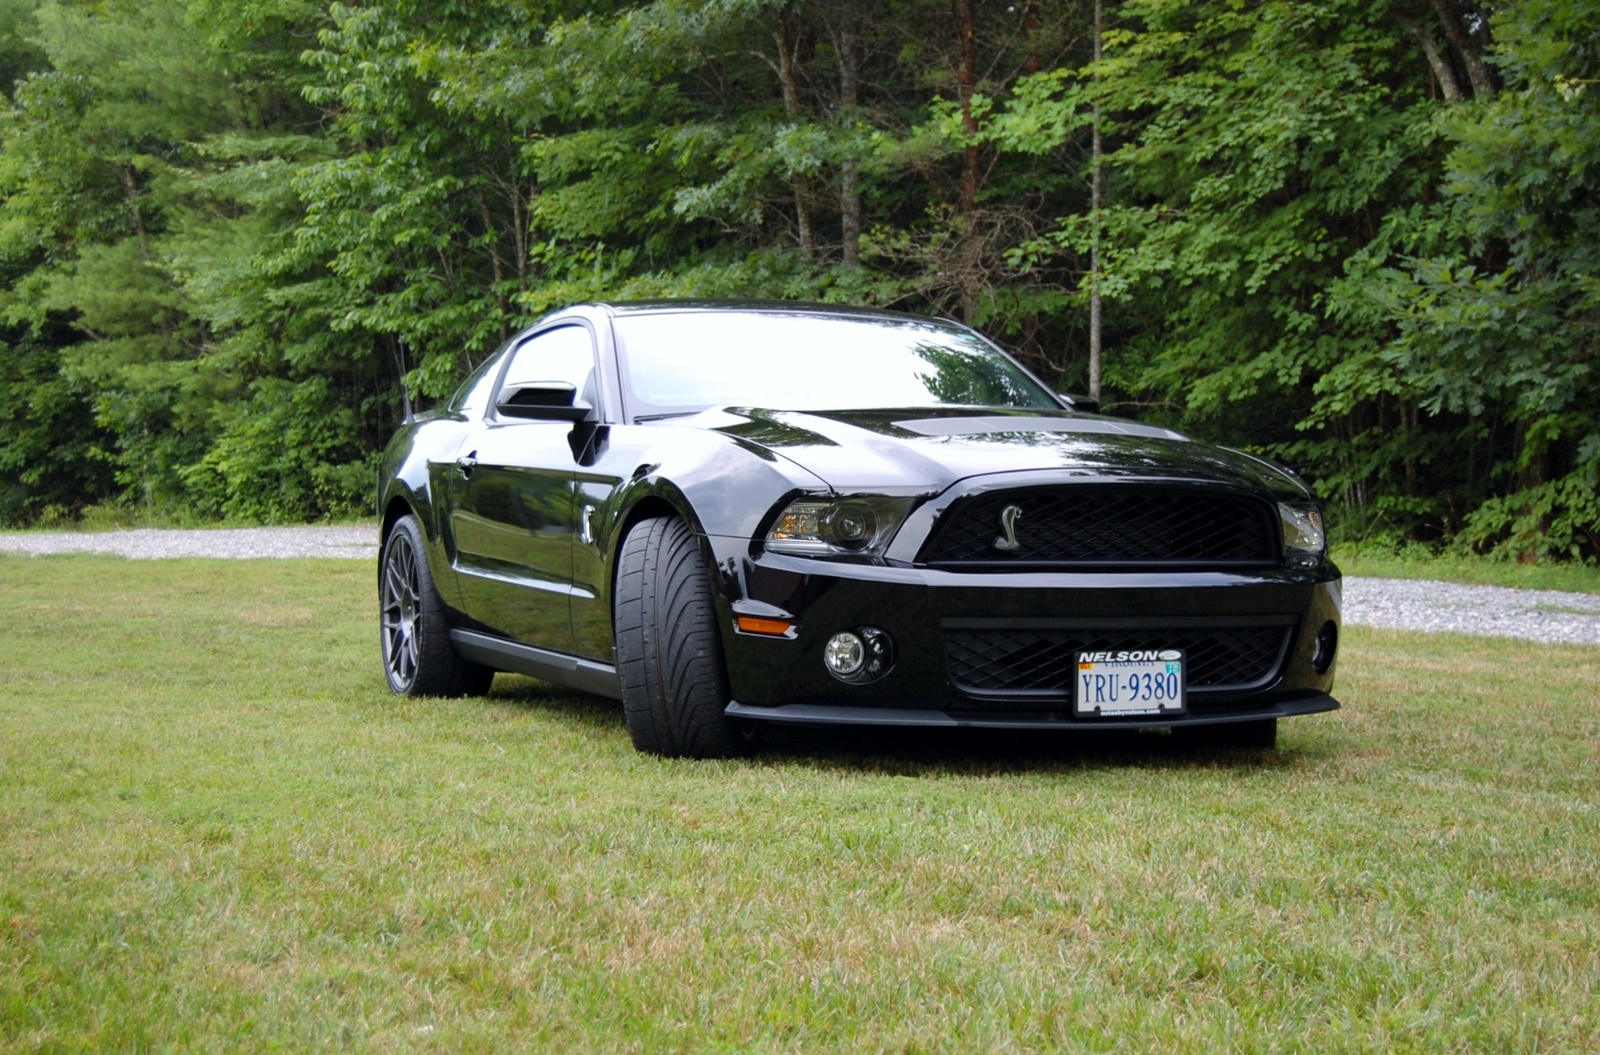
708 539 1342 730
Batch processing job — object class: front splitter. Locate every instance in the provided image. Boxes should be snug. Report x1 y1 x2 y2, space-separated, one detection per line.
725 693 1339 730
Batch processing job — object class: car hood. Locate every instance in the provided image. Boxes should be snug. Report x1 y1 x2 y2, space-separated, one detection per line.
689 406 1311 500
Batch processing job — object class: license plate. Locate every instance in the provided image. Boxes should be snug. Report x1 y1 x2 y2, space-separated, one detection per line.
1074 649 1186 717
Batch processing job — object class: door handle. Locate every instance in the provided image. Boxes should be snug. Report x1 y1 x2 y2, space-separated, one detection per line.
456 452 478 478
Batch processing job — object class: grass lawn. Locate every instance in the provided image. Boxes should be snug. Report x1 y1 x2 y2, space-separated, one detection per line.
1332 546 1600 596
2 555 1597 1053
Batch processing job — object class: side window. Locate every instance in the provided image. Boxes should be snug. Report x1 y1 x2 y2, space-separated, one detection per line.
499 325 598 410
448 349 505 416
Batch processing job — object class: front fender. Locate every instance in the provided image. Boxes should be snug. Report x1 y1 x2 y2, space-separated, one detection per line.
599 425 829 563
378 414 471 610
570 425 829 660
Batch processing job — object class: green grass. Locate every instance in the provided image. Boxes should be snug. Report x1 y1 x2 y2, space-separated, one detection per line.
2 555 1597 1053
1333 544 1600 595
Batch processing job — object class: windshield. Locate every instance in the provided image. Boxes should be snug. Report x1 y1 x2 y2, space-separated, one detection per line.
612 310 1058 418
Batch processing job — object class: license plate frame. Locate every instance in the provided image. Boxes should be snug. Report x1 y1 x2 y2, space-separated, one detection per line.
1074 649 1187 717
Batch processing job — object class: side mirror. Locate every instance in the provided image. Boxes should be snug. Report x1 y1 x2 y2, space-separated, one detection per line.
497 381 594 423
1057 392 1100 414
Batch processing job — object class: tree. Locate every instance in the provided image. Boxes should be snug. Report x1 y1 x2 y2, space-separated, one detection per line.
1343 0 1600 559
0 0 1590 559
0 0 370 521
998 0 1462 527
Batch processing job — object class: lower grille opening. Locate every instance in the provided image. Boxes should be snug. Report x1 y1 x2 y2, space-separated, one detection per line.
943 619 1295 708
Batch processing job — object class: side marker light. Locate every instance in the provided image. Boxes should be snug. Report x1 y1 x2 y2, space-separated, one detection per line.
736 615 794 637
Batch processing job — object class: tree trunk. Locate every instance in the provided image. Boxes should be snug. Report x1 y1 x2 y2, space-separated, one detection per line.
1021 0 1040 76
838 15 861 269
773 10 817 258
953 0 981 319
1427 0 1494 99
1088 0 1103 401
512 178 529 291
1403 402 1418 499
120 165 151 259
840 160 861 269
1394 11 1464 103
474 179 508 335
1514 417 1548 563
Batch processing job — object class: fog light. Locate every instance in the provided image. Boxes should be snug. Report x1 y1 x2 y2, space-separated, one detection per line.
1312 621 1338 675
825 632 866 677
823 626 896 683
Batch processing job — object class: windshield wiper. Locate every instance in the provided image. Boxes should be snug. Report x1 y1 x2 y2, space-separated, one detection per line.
633 411 705 422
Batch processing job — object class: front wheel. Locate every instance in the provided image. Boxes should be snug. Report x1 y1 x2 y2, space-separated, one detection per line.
614 516 744 758
380 514 494 697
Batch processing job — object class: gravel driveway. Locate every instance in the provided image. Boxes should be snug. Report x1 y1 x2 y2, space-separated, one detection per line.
3 524 1598 647
0 524 379 561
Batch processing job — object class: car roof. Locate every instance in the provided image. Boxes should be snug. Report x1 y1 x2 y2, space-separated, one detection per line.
587 298 959 327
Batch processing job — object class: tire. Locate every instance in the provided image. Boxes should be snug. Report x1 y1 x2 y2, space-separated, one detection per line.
1184 718 1278 751
380 514 495 697
614 516 743 758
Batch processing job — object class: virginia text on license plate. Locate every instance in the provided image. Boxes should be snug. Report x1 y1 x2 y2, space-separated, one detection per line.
1074 649 1186 716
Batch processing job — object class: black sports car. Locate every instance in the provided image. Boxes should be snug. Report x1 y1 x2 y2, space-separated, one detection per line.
377 301 1340 757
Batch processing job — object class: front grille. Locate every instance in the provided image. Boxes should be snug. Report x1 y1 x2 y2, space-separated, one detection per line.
942 621 1294 704
922 486 1278 567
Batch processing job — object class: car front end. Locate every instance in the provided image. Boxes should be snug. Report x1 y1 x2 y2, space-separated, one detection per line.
701 421 1340 736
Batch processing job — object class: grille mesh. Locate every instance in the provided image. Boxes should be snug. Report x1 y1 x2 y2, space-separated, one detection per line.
923 487 1277 566
943 625 1291 700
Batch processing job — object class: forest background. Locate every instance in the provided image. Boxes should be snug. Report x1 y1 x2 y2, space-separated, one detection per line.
0 0 1594 561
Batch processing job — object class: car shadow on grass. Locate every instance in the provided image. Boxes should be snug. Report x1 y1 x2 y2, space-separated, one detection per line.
753 722 1313 776
486 676 1313 775
486 677 623 731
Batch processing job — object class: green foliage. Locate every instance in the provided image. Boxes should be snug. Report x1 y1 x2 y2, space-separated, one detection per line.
1010 1 1442 414
0 0 374 522
179 375 374 521
0 326 114 524
1337 0 1600 560
989 0 1599 561
0 0 1594 556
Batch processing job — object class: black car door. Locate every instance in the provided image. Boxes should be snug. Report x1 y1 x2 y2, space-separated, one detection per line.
449 323 600 653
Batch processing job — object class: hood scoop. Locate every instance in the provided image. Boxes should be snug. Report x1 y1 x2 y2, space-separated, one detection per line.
891 414 1185 443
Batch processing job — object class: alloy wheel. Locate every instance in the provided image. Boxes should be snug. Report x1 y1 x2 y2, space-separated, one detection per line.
380 531 421 691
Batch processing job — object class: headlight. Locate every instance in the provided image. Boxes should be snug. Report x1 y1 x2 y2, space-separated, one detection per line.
764 496 916 557
1279 502 1327 567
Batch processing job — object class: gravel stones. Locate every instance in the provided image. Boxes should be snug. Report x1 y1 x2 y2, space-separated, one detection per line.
3 525 1598 647
1343 576 1600 648
0 525 379 561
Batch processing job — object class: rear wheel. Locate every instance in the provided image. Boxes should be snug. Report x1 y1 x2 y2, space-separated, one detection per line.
615 516 743 758
380 514 495 697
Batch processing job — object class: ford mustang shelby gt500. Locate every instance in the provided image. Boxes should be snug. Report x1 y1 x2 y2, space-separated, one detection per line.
378 301 1340 756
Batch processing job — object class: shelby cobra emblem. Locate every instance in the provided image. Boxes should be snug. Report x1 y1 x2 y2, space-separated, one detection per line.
992 503 1024 552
